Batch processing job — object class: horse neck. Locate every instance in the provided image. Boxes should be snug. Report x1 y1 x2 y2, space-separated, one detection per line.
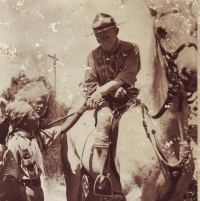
143 37 168 112
143 36 188 140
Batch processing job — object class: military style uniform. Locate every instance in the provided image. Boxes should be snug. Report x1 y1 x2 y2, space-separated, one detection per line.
83 37 141 195
84 39 140 102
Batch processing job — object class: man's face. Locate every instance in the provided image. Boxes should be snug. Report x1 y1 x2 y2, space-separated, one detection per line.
25 110 39 131
29 97 48 118
95 28 118 51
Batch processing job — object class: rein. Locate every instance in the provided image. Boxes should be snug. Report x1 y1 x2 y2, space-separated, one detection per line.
141 103 191 168
150 39 197 119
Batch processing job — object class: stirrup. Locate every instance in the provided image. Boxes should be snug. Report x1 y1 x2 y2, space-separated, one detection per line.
93 174 113 197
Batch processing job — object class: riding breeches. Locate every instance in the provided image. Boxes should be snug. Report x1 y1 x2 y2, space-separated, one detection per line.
94 105 113 148
69 92 113 148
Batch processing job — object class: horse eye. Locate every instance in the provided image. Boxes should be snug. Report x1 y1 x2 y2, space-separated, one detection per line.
157 27 167 38
173 8 181 14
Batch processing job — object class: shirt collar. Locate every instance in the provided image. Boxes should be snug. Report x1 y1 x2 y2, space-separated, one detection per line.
112 38 121 52
14 128 35 140
102 38 121 54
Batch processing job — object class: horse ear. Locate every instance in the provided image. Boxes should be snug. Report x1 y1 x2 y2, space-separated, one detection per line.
121 0 159 15
143 0 173 16
121 0 129 3
142 0 159 16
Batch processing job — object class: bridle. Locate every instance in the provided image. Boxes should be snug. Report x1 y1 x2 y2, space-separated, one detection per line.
141 36 197 189
141 7 197 200
159 41 197 87
149 6 197 119
150 37 197 119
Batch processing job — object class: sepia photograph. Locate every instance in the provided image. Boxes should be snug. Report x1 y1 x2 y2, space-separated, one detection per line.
0 0 199 201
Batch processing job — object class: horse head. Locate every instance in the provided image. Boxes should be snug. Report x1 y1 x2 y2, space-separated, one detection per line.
144 0 198 93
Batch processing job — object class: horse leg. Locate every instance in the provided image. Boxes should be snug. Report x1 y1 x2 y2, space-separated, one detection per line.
61 134 82 201
120 181 142 201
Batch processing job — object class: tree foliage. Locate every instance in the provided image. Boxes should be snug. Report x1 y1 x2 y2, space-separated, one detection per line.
1 71 69 127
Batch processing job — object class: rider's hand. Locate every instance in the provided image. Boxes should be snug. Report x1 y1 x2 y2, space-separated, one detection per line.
86 89 103 109
114 87 127 99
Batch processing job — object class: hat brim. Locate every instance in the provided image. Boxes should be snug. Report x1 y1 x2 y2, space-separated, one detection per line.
85 21 126 37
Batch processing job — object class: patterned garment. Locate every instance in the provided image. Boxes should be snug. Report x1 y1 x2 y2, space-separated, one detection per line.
0 126 61 201
1 126 61 180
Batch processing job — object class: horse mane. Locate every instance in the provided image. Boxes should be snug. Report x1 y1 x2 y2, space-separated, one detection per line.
141 31 168 112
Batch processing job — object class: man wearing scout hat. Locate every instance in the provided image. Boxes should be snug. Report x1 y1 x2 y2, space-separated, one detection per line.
84 13 141 194
60 13 141 196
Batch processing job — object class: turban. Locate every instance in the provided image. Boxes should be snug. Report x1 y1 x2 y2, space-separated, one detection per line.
15 81 49 102
6 101 34 128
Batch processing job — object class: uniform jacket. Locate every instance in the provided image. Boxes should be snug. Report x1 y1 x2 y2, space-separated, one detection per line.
84 39 141 96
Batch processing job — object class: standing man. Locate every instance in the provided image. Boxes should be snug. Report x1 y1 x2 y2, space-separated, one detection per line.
61 13 141 197
0 81 69 201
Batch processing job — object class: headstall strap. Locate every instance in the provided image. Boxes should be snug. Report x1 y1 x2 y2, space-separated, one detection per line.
187 95 197 105
141 104 150 139
151 38 197 119
151 84 178 119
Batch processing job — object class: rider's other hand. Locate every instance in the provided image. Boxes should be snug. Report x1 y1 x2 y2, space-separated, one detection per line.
114 87 127 99
86 98 96 109
86 90 102 109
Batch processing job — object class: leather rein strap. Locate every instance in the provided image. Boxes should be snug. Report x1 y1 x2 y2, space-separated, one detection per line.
151 40 197 119
141 103 183 167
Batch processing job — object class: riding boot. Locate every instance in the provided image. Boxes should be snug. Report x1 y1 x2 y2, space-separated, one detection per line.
94 146 112 195
93 106 113 196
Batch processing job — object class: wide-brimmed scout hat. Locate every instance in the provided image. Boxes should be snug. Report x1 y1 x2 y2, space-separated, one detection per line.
86 13 125 36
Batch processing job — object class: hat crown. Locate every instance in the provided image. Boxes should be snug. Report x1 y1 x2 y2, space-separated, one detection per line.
92 13 116 34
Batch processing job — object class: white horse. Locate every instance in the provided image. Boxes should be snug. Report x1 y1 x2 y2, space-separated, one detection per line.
61 1 198 200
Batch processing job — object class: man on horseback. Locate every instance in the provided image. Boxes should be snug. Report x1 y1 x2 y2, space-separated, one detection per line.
63 13 141 195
